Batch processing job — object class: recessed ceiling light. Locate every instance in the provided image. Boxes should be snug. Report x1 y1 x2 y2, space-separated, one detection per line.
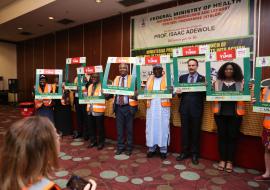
48 16 54 20
95 0 102 3
17 27 23 30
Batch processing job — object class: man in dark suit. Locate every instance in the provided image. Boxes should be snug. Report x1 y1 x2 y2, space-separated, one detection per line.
176 58 205 165
105 63 138 156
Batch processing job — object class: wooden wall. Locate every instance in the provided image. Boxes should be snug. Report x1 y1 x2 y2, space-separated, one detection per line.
16 0 270 101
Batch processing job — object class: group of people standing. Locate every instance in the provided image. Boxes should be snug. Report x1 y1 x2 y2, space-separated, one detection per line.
33 59 270 181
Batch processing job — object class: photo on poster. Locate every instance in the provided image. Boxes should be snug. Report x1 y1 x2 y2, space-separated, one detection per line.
102 57 136 96
136 55 172 99
34 69 63 100
253 56 270 113
173 45 209 92
77 66 105 104
65 57 86 90
206 48 251 101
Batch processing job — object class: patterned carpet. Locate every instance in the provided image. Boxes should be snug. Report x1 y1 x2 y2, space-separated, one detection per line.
0 105 270 190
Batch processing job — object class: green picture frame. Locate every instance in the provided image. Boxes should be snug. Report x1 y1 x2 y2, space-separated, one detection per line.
173 45 209 92
77 66 105 104
136 55 172 99
206 48 251 101
65 57 86 90
102 57 136 96
253 56 270 113
35 69 63 99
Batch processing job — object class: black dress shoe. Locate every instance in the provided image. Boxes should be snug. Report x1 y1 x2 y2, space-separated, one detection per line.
125 150 132 156
191 155 199 165
88 142 97 148
176 153 189 161
115 149 124 155
160 153 167 160
97 144 104 150
147 151 155 158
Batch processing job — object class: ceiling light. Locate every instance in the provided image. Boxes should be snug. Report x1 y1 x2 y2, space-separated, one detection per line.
48 16 54 20
95 0 102 3
17 27 23 30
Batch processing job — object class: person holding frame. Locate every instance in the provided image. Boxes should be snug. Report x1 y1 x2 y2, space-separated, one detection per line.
65 57 88 139
173 46 208 165
34 69 63 123
145 63 172 160
77 66 106 150
53 77 73 136
252 56 270 181
103 57 138 156
175 58 206 165
206 48 251 173
135 55 172 159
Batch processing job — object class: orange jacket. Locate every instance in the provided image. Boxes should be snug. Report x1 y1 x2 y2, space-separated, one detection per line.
146 75 171 108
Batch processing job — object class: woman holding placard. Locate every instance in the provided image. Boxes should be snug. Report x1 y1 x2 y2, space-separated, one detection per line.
212 62 245 173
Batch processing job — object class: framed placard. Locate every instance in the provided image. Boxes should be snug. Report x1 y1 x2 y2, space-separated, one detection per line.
35 69 63 99
253 56 270 113
65 57 86 90
206 48 251 101
173 45 209 92
77 66 105 104
102 57 136 96
136 55 172 99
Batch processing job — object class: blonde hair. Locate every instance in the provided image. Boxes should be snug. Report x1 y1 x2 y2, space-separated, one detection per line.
0 116 59 190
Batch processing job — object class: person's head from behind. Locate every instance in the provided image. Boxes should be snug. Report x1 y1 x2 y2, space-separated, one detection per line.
187 59 199 75
217 62 243 82
119 63 129 77
0 116 60 190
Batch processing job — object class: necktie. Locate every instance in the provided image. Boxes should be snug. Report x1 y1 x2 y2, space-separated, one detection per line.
190 75 194 83
118 77 125 105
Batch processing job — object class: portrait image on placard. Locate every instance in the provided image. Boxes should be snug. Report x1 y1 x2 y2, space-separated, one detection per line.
65 57 86 90
102 57 136 96
139 63 168 90
77 66 105 104
210 58 244 89
206 48 251 101
35 69 63 99
136 55 172 99
177 56 206 80
253 56 270 113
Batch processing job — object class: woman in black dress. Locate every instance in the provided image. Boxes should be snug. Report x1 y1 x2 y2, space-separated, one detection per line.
213 62 245 173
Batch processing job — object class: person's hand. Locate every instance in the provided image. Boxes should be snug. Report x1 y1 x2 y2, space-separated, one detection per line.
101 89 107 95
249 82 254 90
175 88 182 94
251 97 256 104
83 179 97 190
268 143 270 151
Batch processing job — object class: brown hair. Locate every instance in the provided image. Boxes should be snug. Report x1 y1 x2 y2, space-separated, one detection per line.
0 116 59 190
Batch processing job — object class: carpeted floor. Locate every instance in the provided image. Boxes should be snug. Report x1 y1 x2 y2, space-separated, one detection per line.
0 105 270 190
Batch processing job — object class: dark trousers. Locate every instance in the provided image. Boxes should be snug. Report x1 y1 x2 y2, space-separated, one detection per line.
115 105 135 151
214 115 242 162
180 113 202 156
74 97 88 137
88 114 105 144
